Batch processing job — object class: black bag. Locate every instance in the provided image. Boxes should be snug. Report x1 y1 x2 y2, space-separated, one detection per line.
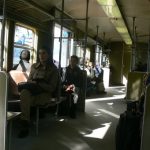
18 82 44 95
115 111 142 150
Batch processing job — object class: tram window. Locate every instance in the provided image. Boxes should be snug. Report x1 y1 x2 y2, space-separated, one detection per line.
53 23 74 67
95 45 102 66
86 48 90 60
13 24 35 66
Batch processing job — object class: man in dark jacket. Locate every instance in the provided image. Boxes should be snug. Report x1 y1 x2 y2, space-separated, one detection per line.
62 55 82 118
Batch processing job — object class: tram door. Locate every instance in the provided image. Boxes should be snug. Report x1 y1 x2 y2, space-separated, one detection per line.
0 72 7 150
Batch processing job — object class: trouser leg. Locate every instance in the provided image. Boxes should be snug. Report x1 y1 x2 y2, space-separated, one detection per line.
20 89 33 121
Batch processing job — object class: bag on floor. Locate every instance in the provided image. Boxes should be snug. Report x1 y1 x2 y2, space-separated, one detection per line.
115 110 142 150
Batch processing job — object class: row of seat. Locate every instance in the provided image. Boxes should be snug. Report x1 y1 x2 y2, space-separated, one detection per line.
7 70 87 135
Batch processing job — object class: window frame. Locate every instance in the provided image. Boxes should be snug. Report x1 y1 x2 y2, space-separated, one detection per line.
13 23 37 66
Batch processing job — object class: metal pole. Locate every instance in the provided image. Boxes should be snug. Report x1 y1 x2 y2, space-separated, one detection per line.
131 17 136 71
58 0 64 69
95 26 99 64
82 0 89 70
147 29 150 72
0 0 6 71
56 0 64 111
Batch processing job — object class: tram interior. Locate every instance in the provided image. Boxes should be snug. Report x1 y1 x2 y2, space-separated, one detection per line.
0 0 150 150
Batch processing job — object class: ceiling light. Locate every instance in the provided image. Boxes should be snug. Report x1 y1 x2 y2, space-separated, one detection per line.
97 0 132 45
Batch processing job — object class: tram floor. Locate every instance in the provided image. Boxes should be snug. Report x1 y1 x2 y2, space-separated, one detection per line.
10 86 127 150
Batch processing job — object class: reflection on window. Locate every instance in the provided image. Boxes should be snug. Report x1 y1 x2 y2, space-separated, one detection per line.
13 24 35 66
14 26 34 47
13 47 24 64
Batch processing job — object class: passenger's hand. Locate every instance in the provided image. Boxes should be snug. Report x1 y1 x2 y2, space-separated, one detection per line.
63 85 67 89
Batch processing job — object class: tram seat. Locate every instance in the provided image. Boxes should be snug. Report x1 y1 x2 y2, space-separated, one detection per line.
140 84 150 149
35 96 65 136
8 70 28 111
126 71 146 101
77 70 87 112
8 70 28 97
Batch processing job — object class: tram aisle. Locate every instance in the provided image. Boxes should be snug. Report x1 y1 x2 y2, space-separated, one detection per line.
11 86 126 150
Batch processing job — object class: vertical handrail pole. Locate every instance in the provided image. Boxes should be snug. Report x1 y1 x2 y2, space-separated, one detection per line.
57 0 65 108
147 28 150 72
131 17 136 71
58 0 64 70
95 26 99 64
82 0 89 70
0 0 6 71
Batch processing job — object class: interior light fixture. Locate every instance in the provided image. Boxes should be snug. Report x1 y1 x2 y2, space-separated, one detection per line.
97 0 132 45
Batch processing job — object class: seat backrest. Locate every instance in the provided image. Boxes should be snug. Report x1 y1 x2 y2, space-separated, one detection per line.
141 84 150 150
126 72 145 101
8 70 28 98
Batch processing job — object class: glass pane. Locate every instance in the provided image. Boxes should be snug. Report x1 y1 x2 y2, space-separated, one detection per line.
53 38 60 63
61 39 68 67
54 25 61 37
54 25 69 38
13 47 24 65
0 21 1 54
53 24 73 67
0 21 1 44
14 25 34 47
62 30 69 38
13 47 31 66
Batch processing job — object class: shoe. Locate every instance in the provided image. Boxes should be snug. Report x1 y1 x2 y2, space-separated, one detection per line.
18 120 30 138
70 113 76 119
19 119 30 127
39 112 45 119
18 128 29 138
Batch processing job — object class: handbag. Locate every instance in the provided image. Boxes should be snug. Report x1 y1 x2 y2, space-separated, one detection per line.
18 82 44 95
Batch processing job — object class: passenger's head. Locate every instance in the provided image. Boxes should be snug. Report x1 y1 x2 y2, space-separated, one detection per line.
38 47 54 66
20 50 30 62
70 55 79 68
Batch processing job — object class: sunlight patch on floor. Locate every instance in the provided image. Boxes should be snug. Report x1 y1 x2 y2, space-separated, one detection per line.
98 109 120 119
107 102 114 106
86 94 125 102
93 111 102 117
82 122 111 139
60 137 91 150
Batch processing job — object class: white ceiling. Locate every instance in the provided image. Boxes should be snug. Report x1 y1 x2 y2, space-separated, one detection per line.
35 0 150 43
1 0 150 44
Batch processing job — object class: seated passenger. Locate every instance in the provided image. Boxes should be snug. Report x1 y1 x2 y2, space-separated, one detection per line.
62 55 82 118
18 48 59 138
13 49 31 73
93 63 106 94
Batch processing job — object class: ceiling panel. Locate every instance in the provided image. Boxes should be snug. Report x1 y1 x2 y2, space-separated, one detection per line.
118 0 150 43
0 0 150 44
